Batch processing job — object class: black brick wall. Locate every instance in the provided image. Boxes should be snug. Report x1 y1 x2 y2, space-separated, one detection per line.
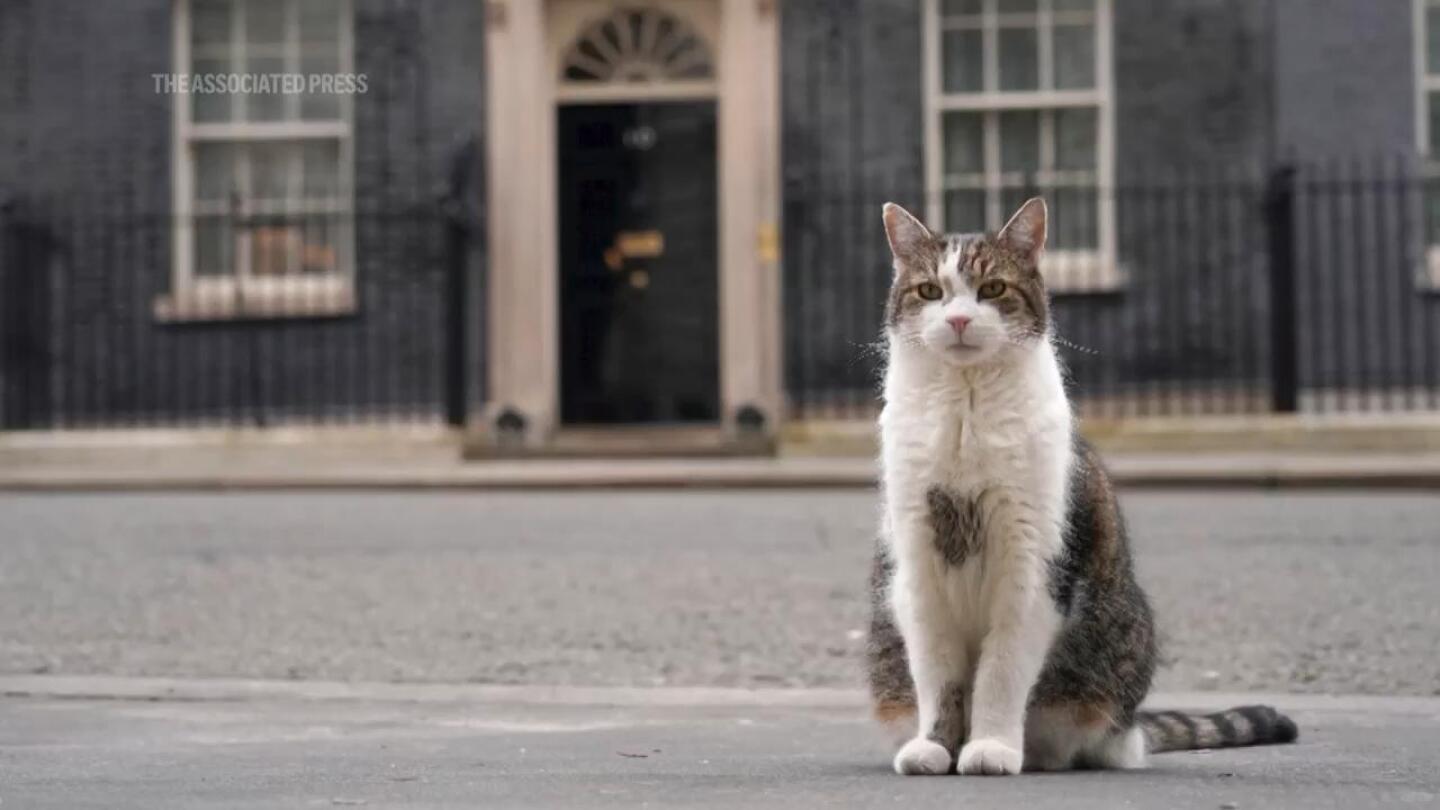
3 0 1436 426
781 0 926 407
0 0 486 428
1113 0 1273 171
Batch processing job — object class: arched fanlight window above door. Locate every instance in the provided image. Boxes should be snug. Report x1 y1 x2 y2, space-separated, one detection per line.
559 6 716 90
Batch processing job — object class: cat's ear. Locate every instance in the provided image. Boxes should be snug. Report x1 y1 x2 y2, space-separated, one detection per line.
882 202 934 266
997 197 1047 262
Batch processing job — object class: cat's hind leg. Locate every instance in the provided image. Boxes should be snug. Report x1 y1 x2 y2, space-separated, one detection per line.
1080 725 1147 770
1023 704 1103 772
1023 702 1141 772
1022 705 1085 772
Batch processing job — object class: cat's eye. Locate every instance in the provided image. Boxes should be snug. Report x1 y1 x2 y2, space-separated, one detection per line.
915 282 943 301
977 279 1007 300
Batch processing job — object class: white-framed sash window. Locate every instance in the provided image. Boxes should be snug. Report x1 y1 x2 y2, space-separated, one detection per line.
923 0 1117 291
1415 0 1440 287
160 0 356 321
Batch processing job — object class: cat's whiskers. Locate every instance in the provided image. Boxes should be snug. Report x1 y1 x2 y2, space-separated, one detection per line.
1049 334 1101 355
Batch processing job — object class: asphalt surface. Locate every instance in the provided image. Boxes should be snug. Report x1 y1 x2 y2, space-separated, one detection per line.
2 490 1439 694
4 686 1439 809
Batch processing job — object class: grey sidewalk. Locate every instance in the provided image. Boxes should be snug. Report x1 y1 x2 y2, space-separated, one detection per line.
3 677 1438 809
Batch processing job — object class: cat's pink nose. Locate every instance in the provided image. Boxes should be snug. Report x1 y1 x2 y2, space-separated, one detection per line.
946 315 971 335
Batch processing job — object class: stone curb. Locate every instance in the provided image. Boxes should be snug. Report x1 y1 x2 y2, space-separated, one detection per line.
2 454 1440 490
4 675 1439 715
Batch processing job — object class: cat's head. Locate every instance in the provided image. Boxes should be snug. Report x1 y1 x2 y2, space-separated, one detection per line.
880 198 1050 367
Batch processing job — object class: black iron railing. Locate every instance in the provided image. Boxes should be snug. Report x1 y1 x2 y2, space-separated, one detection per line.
784 160 1440 420
0 202 471 430
3 161 1439 431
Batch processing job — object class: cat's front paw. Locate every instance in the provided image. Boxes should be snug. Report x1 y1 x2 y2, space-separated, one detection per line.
957 737 1022 775
893 737 952 775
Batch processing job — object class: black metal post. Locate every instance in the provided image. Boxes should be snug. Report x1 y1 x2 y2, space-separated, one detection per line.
0 194 12 430
0 196 52 430
442 202 469 428
1265 165 1300 413
441 138 482 428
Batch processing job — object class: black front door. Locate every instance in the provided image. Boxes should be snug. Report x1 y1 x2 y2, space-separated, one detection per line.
558 102 719 424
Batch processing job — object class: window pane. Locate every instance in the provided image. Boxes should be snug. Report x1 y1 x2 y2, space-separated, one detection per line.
1429 92 1440 155
301 219 339 275
1429 6 1440 75
300 0 342 122
300 39 340 74
1053 24 1095 90
245 55 287 121
302 141 340 200
998 26 1038 91
942 112 984 175
245 0 286 48
999 110 1039 172
300 0 340 45
249 143 294 203
194 143 234 202
997 0 1037 12
191 57 233 122
251 224 299 276
999 188 1032 229
942 29 983 93
300 52 341 120
1053 187 1098 249
1054 107 1097 170
941 0 982 15
194 217 234 276
945 190 986 233
192 0 232 57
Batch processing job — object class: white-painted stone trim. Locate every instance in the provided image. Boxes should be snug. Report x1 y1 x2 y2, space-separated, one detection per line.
481 0 782 447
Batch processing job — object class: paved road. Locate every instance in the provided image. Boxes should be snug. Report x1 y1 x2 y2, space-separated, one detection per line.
3 684 1439 809
2 490 1438 694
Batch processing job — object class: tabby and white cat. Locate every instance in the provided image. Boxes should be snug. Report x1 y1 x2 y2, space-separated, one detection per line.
866 198 1296 775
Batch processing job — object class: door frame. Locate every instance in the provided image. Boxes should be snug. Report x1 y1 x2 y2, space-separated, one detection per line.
557 100 722 425
478 0 782 449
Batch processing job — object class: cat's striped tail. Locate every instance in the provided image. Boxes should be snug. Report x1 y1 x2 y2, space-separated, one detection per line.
1138 705 1298 753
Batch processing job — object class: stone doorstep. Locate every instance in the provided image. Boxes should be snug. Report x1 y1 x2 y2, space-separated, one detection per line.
462 424 776 460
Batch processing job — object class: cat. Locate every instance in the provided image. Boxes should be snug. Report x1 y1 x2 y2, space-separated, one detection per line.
866 197 1297 775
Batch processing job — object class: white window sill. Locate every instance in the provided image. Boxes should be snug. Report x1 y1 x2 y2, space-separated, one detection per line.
1043 250 1123 293
153 278 356 322
1423 246 1440 290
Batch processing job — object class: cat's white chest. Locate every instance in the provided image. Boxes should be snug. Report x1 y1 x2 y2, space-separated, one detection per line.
879 346 1074 559
885 384 1058 499
940 402 1032 493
